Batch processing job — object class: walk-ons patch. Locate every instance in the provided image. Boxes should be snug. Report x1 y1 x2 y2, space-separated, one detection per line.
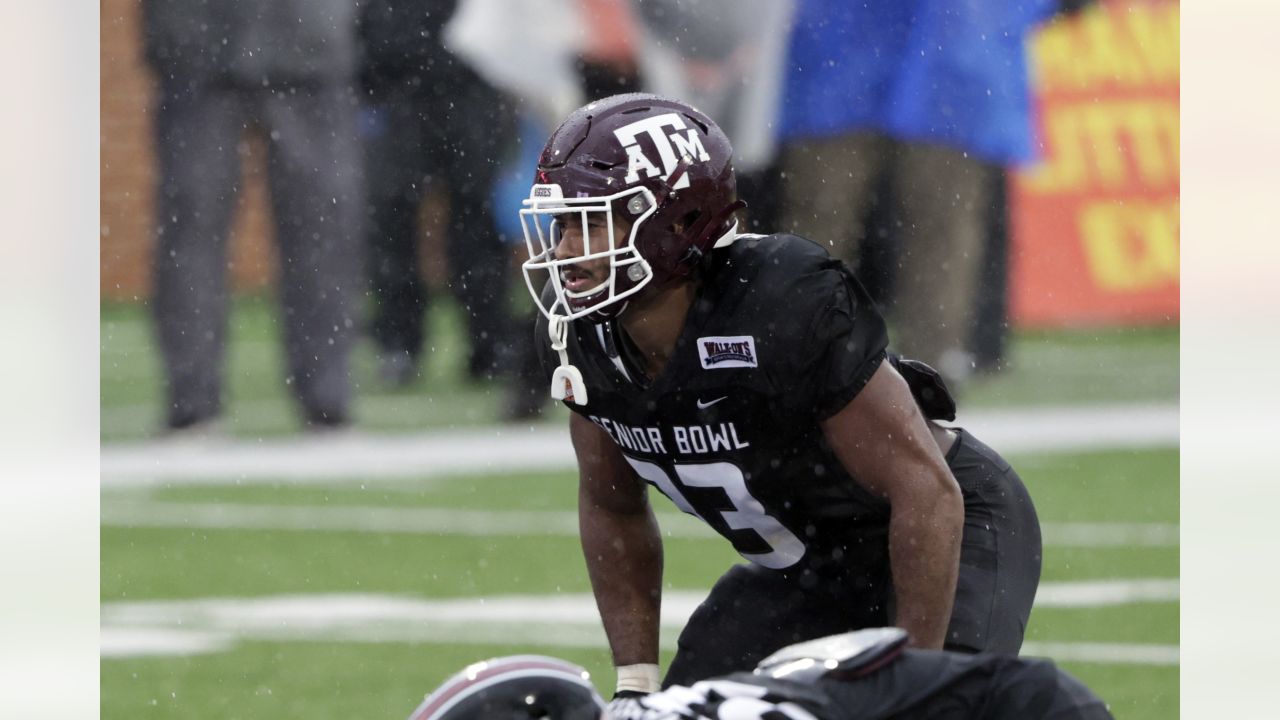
698 335 758 369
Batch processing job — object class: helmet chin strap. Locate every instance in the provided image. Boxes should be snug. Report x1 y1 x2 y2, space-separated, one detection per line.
698 200 748 249
658 156 694 203
548 315 588 405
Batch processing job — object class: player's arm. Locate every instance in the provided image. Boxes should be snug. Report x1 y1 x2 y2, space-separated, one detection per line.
570 412 665 679
819 360 964 649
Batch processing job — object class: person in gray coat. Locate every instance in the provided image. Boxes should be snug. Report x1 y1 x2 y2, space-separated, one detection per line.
143 0 363 432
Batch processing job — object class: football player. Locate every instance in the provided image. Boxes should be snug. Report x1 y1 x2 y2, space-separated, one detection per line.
518 94 1043 692
407 629 1113 719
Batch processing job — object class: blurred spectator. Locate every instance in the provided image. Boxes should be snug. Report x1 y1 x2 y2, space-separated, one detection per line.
576 0 644 98
488 113 572 420
972 167 1013 373
967 0 1097 373
854 161 1011 373
777 0 1056 385
630 0 795 231
359 0 517 387
444 0 586 130
143 0 363 433
443 0 637 420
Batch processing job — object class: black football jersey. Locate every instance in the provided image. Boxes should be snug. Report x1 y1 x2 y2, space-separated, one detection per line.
536 233 891 573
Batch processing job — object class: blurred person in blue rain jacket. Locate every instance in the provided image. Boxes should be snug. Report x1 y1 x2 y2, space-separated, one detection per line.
777 0 1057 385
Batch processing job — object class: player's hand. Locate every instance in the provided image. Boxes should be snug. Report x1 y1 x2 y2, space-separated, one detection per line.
607 690 650 719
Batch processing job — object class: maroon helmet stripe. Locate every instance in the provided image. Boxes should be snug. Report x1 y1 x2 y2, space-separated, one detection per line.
410 658 594 720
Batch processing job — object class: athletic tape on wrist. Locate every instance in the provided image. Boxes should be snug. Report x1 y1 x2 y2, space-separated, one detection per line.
615 663 661 694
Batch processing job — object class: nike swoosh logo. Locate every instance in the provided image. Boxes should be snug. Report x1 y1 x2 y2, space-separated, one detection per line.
696 396 728 410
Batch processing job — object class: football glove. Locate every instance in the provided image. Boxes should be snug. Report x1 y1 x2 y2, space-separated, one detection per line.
608 690 651 720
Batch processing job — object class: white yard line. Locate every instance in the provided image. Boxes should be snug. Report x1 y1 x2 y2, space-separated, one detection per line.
98 501 588 536
99 403 1178 487
100 425 575 487
1033 578 1179 606
101 586 1179 664
1020 641 1179 666
1041 522 1180 547
100 500 1179 547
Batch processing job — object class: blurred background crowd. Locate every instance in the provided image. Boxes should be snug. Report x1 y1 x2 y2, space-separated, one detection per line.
100 0 1179 438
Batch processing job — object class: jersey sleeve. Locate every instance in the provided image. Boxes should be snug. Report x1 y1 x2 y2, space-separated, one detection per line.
784 262 889 421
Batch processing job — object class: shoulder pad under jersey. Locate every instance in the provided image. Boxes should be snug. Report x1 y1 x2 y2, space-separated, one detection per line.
753 628 909 683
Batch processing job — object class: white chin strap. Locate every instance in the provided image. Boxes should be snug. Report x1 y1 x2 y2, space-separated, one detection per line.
711 220 741 249
548 315 588 406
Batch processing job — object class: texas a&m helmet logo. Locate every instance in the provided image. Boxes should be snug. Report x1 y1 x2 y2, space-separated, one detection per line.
613 112 711 190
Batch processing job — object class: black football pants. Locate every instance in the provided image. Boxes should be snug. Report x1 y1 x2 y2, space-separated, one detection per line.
663 428 1042 687
811 650 1112 719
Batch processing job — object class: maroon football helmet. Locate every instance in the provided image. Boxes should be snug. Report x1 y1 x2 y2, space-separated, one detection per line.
407 655 606 720
520 93 743 322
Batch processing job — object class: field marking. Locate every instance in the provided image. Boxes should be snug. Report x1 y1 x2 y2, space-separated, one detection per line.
100 500 1179 547
1034 578 1179 606
1020 641 1180 666
1040 522 1180 547
101 586 1178 664
101 628 234 657
99 403 1178 486
100 425 575 487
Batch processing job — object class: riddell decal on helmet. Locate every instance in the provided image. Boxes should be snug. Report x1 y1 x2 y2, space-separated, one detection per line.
697 335 758 369
530 183 563 201
613 112 711 190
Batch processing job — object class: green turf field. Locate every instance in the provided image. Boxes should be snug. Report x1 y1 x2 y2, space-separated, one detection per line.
100 295 1177 441
101 447 1178 719
101 296 1179 718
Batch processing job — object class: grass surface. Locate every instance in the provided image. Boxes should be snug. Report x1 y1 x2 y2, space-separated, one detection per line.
101 295 1178 441
101 448 1178 719
101 295 1179 717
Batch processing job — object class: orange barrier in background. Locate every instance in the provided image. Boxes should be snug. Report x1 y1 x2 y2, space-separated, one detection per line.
1010 0 1179 327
